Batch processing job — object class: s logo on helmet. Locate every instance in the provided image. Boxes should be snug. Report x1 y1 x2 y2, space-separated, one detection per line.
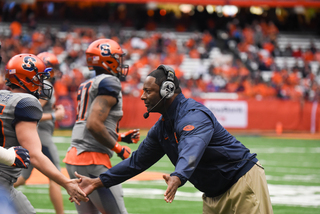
22 56 36 72
100 44 111 57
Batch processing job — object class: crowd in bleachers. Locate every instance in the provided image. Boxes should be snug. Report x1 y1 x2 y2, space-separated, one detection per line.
222 19 320 102
0 16 320 103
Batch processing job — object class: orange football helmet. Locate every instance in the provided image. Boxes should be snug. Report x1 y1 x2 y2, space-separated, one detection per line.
5 54 53 100
37 52 62 80
37 52 59 67
86 39 129 78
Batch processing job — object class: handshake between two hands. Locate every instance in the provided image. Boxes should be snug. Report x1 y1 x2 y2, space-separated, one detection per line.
69 172 181 205
68 129 141 203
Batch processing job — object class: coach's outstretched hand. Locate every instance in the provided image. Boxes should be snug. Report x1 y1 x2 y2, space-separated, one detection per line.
163 174 181 203
65 178 89 205
73 171 104 197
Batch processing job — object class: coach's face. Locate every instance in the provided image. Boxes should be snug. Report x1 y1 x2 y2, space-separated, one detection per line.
141 76 162 113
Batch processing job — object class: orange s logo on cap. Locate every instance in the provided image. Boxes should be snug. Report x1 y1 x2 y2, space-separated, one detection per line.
183 125 194 131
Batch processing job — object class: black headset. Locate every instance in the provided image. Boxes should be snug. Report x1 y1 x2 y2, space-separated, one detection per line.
158 65 176 99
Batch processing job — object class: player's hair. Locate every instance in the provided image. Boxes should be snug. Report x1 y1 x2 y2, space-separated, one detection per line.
148 68 181 94
8 84 20 90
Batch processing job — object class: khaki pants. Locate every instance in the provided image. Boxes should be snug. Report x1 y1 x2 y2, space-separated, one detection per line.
202 162 273 214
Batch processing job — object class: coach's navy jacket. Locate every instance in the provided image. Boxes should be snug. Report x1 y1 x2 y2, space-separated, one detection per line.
100 93 258 197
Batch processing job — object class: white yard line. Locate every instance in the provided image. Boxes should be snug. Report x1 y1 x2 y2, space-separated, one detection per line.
251 147 320 153
35 209 77 214
21 183 320 208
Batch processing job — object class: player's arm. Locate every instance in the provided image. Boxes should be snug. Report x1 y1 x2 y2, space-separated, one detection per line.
75 141 163 197
39 99 65 122
16 121 88 204
14 97 87 204
87 95 130 160
75 125 165 197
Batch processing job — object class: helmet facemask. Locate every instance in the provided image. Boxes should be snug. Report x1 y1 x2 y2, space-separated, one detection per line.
9 66 53 100
32 66 53 100
101 53 129 78
117 53 129 78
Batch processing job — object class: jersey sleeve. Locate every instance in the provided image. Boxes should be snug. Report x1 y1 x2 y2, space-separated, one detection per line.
13 97 43 126
97 77 121 99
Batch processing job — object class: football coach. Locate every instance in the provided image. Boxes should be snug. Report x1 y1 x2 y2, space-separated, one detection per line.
74 65 273 214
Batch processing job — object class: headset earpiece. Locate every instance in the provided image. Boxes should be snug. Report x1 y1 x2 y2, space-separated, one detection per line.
157 65 176 99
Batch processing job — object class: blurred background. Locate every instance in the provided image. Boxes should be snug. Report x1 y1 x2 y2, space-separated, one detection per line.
1 0 320 134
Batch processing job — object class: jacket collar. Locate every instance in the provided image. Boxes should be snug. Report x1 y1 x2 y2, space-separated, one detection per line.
162 93 185 120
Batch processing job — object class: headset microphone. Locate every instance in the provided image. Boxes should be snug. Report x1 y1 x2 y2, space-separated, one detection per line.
143 92 169 119
143 112 150 119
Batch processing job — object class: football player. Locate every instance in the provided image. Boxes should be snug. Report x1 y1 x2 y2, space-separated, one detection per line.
63 38 140 214
14 52 66 214
0 54 87 213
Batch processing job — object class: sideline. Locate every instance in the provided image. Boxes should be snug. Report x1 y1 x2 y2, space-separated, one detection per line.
54 129 320 140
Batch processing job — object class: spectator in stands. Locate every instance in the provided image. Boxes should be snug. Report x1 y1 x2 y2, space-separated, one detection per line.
0 15 318 103
310 40 317 54
288 66 301 86
303 48 314 62
301 61 312 78
267 21 279 42
292 46 303 58
272 43 282 57
282 44 293 57
9 15 22 39
253 20 264 48
314 48 320 62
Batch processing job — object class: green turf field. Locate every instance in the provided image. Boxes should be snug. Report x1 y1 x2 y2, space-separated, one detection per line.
16 134 320 214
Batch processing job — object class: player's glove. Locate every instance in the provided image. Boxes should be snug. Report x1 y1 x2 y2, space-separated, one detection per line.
11 146 30 169
111 142 131 160
117 129 140 144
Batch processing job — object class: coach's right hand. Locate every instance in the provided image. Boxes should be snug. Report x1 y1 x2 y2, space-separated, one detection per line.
75 171 104 196
65 178 89 205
